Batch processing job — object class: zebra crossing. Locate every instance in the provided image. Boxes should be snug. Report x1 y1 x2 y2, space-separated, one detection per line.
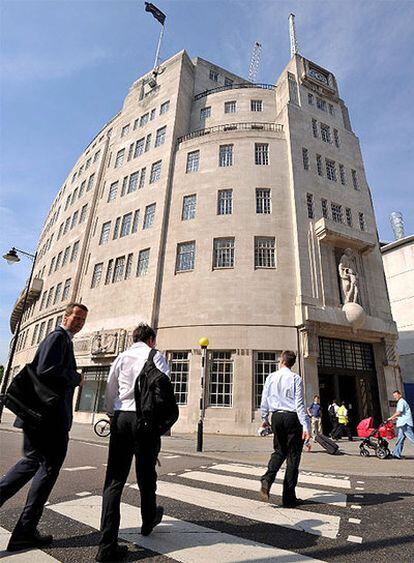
1 461 363 562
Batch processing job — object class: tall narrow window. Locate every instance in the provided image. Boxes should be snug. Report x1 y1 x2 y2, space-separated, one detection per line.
255 143 269 165
134 138 145 158
302 148 309 170
155 126 166 147
200 106 211 120
121 124 130 138
334 128 340 148
306 193 314 219
79 180 86 198
53 282 62 304
169 352 189 405
186 151 200 173
160 100 170 115
331 202 343 223
70 210 78 229
114 148 125 168
359 212 366 231
326 159 337 181
150 108 156 120
339 164 346 185
254 352 278 408
145 133 151 152
91 263 103 288
256 188 271 214
113 256 125 283
140 113 149 126
128 171 139 193
31 325 39 346
38 322 46 344
316 154 323 176
48 257 56 275
250 100 263 112
132 209 140 233
316 98 327 111
219 144 233 167
108 181 118 202
176 241 195 272
55 251 62 271
352 169 359 190
125 253 133 279
87 173 95 191
255 237 276 268
320 123 331 143
182 194 196 220
139 167 146 188
213 238 234 269
46 287 54 308
149 160 162 183
79 204 88 224
209 351 233 407
308 93 314 105
120 213 132 238
312 119 318 138
62 278 71 301
321 198 329 219
127 143 134 161
143 203 156 229
329 103 335 116
137 249 150 276
224 101 236 114
105 260 113 285
62 246 70 267
209 69 219 82
217 189 233 215
99 221 111 245
113 217 121 240
70 241 79 262
346 207 353 226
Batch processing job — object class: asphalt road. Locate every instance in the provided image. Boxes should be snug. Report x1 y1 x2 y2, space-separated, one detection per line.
1 429 413 562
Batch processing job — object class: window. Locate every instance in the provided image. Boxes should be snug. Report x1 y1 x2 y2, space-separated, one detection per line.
62 278 71 301
62 246 70 267
176 241 195 272
302 148 309 170
331 203 343 223
46 287 54 308
105 260 113 284
321 198 329 219
113 217 121 240
320 123 331 143
224 101 236 114
251 100 263 112
120 213 132 238
359 212 366 231
145 133 151 152
219 144 233 167
352 169 359 190
150 108 156 120
312 119 318 138
186 150 200 173
329 103 335 116
143 203 156 229
339 164 346 185
132 209 140 233
48 257 56 275
64 195 71 211
55 315 63 327
155 126 166 147
149 160 162 183
134 138 145 158
70 210 79 229
128 171 139 193
114 148 125 168
346 207 353 227
113 256 125 283
108 181 118 202
308 93 314 105
125 253 133 279
79 204 88 224
200 106 211 120
133 118 139 130
140 113 149 127
55 251 62 271
93 150 101 163
169 352 189 404
57 222 64 240
316 154 323 176
87 173 95 192
160 100 170 115
137 248 150 276
70 241 79 262
31 325 39 346
334 128 340 148
40 291 47 310
306 193 314 219
38 322 46 344
213 238 234 268
121 124 130 138
255 143 269 165
77 366 110 413
127 144 134 161
316 97 327 111
256 188 271 214
254 352 278 408
85 158 91 171
91 263 103 288
255 237 275 268
139 167 146 188
182 194 196 220
326 159 337 181
217 189 233 215
79 180 86 198
120 176 128 197
209 351 233 407
53 282 62 304
71 188 78 205
99 221 111 245
224 77 233 87
209 69 218 82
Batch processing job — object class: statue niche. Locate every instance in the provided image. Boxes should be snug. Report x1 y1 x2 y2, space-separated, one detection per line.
338 248 359 304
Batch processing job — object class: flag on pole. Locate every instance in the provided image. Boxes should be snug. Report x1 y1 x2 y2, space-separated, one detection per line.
145 2 166 25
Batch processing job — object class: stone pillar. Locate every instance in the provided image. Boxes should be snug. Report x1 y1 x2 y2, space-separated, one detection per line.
299 326 319 406
381 336 403 417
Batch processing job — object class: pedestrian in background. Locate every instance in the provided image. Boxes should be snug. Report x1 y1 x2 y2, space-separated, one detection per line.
307 395 322 440
333 401 353 441
387 390 414 459
259 350 310 508
328 399 339 438
0 303 88 552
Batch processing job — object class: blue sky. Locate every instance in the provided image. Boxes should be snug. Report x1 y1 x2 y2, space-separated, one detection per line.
1 0 413 365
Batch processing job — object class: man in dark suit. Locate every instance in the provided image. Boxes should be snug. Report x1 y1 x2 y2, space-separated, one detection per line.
0 302 88 552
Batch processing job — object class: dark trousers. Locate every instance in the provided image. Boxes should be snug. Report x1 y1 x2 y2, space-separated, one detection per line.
330 416 339 438
261 411 304 504
333 423 353 440
0 426 68 536
99 411 161 552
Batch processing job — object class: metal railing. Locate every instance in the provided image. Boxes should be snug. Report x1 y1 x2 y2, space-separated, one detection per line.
177 122 283 145
194 83 276 101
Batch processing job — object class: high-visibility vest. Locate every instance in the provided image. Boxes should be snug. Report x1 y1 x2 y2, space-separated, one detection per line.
337 406 348 424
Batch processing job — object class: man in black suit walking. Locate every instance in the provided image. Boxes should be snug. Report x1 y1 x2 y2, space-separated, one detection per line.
0 302 88 552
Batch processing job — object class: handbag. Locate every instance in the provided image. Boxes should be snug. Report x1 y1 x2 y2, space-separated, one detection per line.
3 363 61 426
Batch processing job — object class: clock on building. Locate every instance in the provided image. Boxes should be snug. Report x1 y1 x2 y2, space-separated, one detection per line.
308 68 328 84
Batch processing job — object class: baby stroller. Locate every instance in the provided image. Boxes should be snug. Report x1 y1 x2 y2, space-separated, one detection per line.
357 417 395 459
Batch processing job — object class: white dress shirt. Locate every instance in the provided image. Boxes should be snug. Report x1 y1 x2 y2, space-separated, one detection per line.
260 366 310 432
105 341 170 415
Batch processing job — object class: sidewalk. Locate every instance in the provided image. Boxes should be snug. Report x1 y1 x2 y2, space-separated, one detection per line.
1 411 413 477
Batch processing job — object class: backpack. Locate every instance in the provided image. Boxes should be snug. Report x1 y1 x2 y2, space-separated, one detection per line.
134 349 179 435
328 404 336 418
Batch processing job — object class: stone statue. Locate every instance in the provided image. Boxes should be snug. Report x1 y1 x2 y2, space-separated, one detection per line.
338 248 359 304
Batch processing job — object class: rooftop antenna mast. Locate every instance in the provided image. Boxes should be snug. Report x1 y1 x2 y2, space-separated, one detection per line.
288 13 299 57
248 41 262 83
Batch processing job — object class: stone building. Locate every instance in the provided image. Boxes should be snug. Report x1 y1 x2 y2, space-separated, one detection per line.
10 50 401 434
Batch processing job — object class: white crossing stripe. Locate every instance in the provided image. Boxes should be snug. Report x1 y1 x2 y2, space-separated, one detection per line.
130 481 340 538
181 471 347 507
350 505 361 510
0 527 59 562
48 496 325 562
347 535 363 543
348 518 361 524
209 463 352 489
162 454 181 459
355 487 364 490
63 466 97 471
76 491 92 497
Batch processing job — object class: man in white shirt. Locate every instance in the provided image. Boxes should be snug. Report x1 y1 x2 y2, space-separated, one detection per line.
96 324 169 562
259 350 310 508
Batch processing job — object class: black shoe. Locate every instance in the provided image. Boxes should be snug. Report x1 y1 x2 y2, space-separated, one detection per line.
95 544 129 562
7 529 53 552
259 481 270 502
141 506 164 536
283 498 304 508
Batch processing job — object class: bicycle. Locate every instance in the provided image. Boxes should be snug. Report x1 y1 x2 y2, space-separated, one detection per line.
93 418 111 437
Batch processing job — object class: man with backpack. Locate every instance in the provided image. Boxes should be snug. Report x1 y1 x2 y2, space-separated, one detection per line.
96 323 178 562
328 399 339 438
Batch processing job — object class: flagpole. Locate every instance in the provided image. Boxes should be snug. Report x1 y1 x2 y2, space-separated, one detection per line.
153 23 165 71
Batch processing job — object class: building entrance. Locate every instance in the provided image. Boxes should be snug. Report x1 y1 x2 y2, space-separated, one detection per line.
317 337 381 434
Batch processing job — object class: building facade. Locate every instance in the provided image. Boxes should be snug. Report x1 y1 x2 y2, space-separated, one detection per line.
10 50 401 434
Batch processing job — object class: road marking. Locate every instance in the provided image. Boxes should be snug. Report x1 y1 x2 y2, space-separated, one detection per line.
181 470 347 507
209 463 352 489
354 494 364 498
163 454 181 459
48 496 325 562
357 481 364 484
76 491 92 497
63 466 97 471
350 505 362 510
167 473 176 476
348 518 361 524
130 481 340 538
0 526 59 562
347 535 363 543
355 487 364 490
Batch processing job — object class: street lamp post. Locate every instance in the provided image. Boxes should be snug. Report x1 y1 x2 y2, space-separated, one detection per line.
197 337 209 452
0 247 37 423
